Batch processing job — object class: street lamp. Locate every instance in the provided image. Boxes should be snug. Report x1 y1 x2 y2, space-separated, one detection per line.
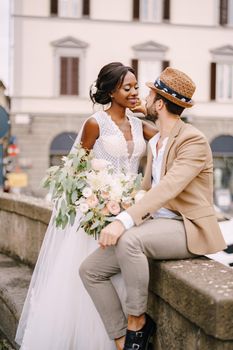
0 106 10 188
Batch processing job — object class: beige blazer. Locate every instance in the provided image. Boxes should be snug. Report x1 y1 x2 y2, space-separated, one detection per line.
127 119 226 255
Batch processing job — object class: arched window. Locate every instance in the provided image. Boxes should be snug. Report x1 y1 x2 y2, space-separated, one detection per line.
211 135 233 209
50 132 77 166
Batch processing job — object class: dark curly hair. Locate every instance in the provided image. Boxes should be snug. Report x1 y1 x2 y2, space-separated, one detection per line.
90 62 135 105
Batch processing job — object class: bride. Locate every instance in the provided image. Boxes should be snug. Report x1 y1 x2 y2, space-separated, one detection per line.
15 62 157 350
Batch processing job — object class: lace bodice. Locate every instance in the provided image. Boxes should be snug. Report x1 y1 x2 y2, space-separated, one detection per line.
92 111 146 174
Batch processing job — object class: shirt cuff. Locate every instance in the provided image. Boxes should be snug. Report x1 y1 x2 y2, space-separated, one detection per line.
116 211 135 230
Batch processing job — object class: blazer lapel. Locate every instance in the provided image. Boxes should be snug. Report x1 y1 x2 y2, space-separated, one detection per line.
160 118 184 178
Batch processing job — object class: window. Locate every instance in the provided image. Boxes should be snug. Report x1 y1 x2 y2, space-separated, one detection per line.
211 135 233 209
52 36 89 97
220 0 233 26
132 41 169 97
50 132 77 166
133 0 170 22
50 0 89 18
60 57 79 95
210 45 233 102
216 63 233 101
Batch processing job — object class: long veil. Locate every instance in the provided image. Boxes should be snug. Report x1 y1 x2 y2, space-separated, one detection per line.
15 121 86 345
15 118 126 350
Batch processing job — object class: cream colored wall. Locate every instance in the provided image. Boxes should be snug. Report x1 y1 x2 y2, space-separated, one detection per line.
171 0 219 26
12 17 233 116
13 0 49 17
91 0 132 21
11 0 233 118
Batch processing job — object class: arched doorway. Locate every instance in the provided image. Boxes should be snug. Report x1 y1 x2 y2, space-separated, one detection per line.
50 132 77 166
210 135 233 209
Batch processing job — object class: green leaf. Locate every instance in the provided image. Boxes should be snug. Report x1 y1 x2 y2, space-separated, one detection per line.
61 215 69 229
71 191 78 204
41 176 50 188
90 220 100 230
76 180 86 189
83 211 94 222
69 211 76 226
61 199 67 216
73 156 81 168
47 165 60 174
105 216 116 222
66 177 73 192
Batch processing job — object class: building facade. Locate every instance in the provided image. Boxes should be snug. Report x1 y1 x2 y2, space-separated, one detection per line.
10 0 233 199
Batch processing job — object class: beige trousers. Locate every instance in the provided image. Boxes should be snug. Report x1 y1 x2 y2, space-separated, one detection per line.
79 218 196 339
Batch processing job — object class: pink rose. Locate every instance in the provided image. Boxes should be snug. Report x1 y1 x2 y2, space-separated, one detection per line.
121 201 132 210
101 191 110 200
101 206 110 216
86 194 99 208
106 200 121 215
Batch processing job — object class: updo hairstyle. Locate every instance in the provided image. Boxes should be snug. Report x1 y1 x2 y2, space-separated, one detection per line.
90 62 135 105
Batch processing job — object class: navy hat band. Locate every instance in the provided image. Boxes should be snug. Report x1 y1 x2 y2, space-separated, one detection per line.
154 79 192 103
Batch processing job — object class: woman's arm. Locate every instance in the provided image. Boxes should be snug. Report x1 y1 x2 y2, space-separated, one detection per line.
142 120 158 141
81 118 99 150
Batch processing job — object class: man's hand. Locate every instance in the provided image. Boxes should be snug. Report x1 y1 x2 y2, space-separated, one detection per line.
99 220 125 248
130 98 147 115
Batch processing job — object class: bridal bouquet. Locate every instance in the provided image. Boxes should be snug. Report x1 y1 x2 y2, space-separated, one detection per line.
42 144 142 237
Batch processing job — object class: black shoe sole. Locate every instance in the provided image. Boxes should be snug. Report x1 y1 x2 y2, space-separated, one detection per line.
145 323 156 350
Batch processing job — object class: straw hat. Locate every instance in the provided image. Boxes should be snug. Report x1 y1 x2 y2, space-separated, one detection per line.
146 67 196 108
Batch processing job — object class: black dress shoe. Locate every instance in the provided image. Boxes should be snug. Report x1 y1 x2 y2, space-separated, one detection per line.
123 314 156 350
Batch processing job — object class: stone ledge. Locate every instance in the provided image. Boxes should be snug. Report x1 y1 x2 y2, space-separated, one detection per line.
0 192 52 225
149 258 233 341
0 193 52 266
0 193 233 348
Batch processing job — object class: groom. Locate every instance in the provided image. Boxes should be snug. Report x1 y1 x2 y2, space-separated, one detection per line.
80 67 226 350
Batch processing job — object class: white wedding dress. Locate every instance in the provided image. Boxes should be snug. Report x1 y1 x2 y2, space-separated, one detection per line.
15 111 146 350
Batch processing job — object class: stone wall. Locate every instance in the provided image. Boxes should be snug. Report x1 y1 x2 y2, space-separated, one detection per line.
0 193 233 349
0 192 52 266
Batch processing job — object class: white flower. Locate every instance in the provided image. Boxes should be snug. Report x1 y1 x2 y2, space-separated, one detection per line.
134 190 146 203
79 203 89 213
86 170 112 191
82 187 93 198
109 179 124 202
91 158 110 171
91 82 97 94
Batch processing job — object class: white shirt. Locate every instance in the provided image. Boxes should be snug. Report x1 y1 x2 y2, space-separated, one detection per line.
117 133 180 230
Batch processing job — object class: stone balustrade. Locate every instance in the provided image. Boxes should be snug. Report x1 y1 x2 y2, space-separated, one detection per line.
0 192 233 349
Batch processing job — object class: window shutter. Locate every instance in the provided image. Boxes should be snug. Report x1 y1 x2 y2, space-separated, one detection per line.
71 58 79 95
133 0 140 20
162 60 170 71
163 0 170 21
60 57 68 95
220 0 228 25
210 62 216 100
50 0 58 16
131 59 138 79
60 57 79 95
83 0 90 16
